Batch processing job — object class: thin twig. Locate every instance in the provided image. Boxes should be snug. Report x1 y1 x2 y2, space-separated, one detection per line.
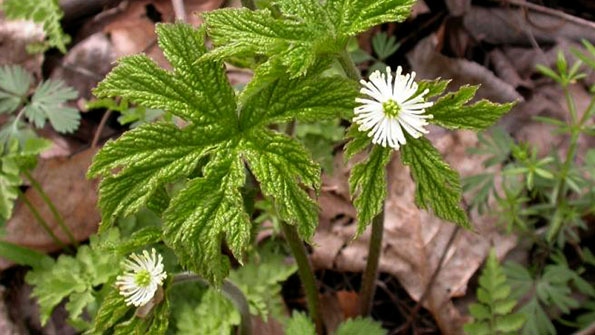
23 170 78 248
91 109 112 148
496 0 595 31
18 189 68 250
398 226 461 333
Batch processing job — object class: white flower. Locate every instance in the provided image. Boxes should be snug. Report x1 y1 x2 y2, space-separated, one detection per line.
116 248 167 307
353 66 434 149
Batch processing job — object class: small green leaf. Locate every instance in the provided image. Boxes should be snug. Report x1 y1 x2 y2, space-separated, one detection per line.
286 312 316 335
465 250 525 335
176 289 240 334
26 231 121 325
25 79 80 133
0 65 31 114
401 137 469 227
229 242 297 319
325 0 415 36
372 32 399 60
349 144 392 234
335 317 386 335
429 85 514 131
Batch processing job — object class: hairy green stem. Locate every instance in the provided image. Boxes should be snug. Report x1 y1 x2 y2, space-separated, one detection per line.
18 189 68 250
23 170 78 247
172 272 252 335
281 222 323 334
337 45 387 317
338 49 361 81
359 210 384 316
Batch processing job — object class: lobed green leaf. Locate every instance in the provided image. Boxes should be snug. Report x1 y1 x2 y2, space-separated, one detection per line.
429 85 514 131
401 137 469 227
95 24 238 126
349 144 392 234
242 129 320 238
0 65 32 114
325 0 415 36
240 68 357 129
335 317 386 335
25 79 79 133
162 151 251 284
88 122 224 227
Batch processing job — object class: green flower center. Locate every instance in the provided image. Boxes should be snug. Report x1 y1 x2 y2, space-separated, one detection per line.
382 99 400 118
134 270 152 287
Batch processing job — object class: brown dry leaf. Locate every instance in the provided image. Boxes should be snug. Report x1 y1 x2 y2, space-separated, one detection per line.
50 32 115 99
407 33 523 104
0 148 100 270
312 131 517 334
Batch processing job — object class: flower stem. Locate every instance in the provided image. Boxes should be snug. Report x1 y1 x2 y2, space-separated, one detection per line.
172 272 252 335
338 49 361 81
23 170 78 247
359 211 384 316
281 221 323 334
18 189 68 250
336 47 387 317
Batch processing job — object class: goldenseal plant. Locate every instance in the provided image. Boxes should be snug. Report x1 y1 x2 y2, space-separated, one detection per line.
72 0 515 333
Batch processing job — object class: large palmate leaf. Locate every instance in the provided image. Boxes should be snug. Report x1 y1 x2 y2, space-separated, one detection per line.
401 137 469 228
203 0 415 77
89 22 357 283
349 143 392 234
242 129 320 238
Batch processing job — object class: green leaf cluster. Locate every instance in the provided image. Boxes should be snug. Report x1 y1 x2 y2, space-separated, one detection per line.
228 242 297 320
464 250 525 335
0 65 80 133
505 253 595 335
0 65 79 223
203 0 415 77
0 135 51 223
25 229 121 328
175 289 240 335
2 0 71 53
286 312 386 335
88 23 356 284
346 79 512 232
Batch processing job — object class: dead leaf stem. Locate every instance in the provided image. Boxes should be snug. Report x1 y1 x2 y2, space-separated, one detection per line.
397 226 460 333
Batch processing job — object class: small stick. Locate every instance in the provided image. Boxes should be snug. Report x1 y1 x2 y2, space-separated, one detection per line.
496 0 595 31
